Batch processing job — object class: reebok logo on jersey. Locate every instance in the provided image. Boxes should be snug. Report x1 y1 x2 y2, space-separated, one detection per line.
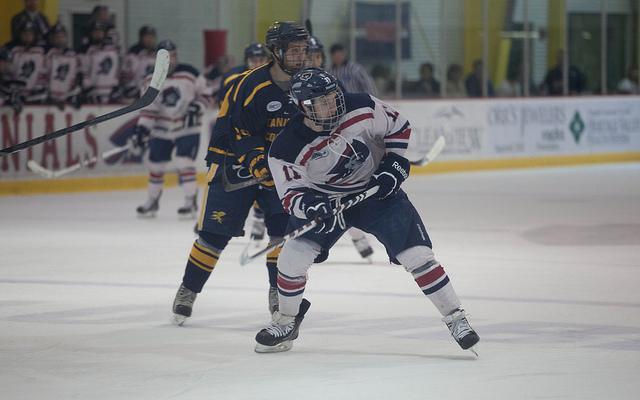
211 211 226 224
392 161 408 179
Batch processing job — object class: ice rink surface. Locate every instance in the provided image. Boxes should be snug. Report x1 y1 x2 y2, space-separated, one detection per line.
1 163 640 400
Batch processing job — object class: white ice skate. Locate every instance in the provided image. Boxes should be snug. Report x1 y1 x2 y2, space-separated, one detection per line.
442 308 479 356
177 195 198 219
255 299 311 353
136 195 160 218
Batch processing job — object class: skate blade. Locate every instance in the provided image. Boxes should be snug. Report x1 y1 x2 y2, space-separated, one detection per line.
177 211 197 220
172 314 187 326
254 341 293 353
468 346 479 358
137 212 157 219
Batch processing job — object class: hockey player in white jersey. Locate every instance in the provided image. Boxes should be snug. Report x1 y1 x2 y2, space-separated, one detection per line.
254 68 479 354
44 23 81 108
134 40 212 218
306 34 375 261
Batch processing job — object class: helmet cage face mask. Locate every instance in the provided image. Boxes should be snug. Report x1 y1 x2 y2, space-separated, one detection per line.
301 88 345 131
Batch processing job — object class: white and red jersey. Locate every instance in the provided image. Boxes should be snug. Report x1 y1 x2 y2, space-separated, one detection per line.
80 43 120 99
6 44 47 98
268 93 411 219
137 64 213 139
121 44 156 96
45 47 80 101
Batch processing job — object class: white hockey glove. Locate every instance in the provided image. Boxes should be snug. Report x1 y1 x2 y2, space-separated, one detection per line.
367 152 410 200
300 193 346 234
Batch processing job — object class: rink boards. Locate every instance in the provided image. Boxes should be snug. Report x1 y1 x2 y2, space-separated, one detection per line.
1 95 640 195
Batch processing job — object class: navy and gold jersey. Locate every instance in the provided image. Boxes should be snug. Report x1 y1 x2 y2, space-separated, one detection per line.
205 62 299 167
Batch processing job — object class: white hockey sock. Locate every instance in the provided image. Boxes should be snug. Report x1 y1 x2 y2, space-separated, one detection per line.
397 246 462 316
178 167 197 198
277 272 307 316
147 164 165 200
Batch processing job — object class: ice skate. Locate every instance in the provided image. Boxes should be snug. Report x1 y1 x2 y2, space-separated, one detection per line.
136 194 160 218
255 299 311 353
352 235 373 262
442 308 479 355
177 194 198 219
172 284 198 326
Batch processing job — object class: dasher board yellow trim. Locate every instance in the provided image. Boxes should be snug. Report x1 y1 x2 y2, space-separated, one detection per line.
411 152 640 175
0 172 208 196
2 152 640 196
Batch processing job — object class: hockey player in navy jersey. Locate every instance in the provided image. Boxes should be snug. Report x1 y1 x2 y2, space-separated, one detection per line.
134 40 212 218
254 68 479 354
171 22 309 325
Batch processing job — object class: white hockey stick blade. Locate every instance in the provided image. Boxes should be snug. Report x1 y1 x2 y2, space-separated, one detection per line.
27 160 54 179
149 49 170 90
413 136 446 166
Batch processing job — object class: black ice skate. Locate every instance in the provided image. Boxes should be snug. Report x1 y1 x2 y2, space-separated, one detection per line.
255 299 311 353
136 194 160 218
172 284 198 326
268 286 279 315
352 235 374 261
177 194 198 219
442 308 479 356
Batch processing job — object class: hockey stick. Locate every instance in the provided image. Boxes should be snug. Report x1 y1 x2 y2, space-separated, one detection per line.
221 165 264 192
0 49 170 157
27 143 132 179
411 135 445 166
239 186 379 266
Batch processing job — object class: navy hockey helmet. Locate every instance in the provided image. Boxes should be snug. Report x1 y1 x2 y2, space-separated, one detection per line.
265 21 309 75
290 67 345 131
17 20 37 33
157 39 177 51
244 42 268 60
308 36 324 53
49 22 67 35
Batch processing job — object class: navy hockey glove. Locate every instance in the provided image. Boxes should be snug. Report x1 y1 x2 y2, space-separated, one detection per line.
368 152 410 200
301 193 346 234
247 153 275 188
129 126 150 156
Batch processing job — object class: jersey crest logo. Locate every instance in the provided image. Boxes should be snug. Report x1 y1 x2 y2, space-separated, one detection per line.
211 211 226 224
311 149 329 161
98 57 113 75
326 139 370 183
20 60 35 79
161 87 181 107
54 64 70 81
267 101 282 112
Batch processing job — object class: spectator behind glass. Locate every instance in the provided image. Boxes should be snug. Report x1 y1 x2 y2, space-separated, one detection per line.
540 49 586 96
445 63 466 98
10 0 50 45
465 59 494 97
328 43 377 95
617 64 639 95
407 62 440 98
497 64 523 97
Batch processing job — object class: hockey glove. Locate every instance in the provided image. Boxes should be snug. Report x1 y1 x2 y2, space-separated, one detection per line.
301 193 346 234
247 153 275 188
129 126 150 156
368 152 410 200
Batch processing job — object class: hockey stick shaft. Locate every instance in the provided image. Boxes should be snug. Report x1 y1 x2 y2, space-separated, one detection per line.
28 143 132 179
239 186 379 265
411 135 446 166
1 50 170 157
